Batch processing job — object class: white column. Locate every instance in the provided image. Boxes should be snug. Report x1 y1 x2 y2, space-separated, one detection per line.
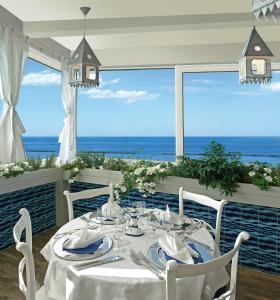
175 66 184 159
58 60 77 164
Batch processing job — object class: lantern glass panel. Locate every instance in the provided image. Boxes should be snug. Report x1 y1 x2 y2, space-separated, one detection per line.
251 59 266 75
86 66 96 80
72 66 80 80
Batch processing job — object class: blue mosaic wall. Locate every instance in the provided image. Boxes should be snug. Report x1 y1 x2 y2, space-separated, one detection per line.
71 181 280 275
0 183 56 250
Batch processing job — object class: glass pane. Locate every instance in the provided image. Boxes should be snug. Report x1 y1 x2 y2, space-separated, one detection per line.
14 58 64 158
87 66 96 80
72 67 80 80
183 71 280 165
251 59 266 75
77 69 175 161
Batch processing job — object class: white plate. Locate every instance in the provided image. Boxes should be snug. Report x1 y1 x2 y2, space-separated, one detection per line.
53 234 113 261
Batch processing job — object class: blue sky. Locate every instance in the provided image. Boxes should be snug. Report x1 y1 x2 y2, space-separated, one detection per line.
0 58 279 136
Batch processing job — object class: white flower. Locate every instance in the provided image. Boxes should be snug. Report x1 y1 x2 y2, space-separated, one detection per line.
74 167 79 172
12 165 23 172
264 168 272 174
68 179 74 183
265 176 273 182
134 167 144 176
99 166 104 170
147 167 155 175
0 170 4 176
248 171 256 177
120 186 126 193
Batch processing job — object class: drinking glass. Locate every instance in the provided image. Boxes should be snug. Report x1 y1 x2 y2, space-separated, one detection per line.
135 201 146 215
148 211 160 238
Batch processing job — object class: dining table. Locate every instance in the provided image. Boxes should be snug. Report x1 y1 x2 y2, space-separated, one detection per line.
41 210 229 300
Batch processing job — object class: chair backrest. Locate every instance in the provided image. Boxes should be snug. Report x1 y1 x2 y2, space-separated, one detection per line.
13 208 36 300
13 208 32 250
179 188 227 250
166 231 250 300
64 183 115 221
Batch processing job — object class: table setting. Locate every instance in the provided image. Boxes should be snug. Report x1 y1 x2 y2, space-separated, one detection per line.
41 202 229 300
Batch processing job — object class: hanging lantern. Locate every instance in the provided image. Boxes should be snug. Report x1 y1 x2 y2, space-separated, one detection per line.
68 7 101 88
252 0 280 21
239 27 273 84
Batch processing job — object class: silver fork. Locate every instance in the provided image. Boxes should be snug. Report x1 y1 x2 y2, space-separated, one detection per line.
137 251 164 271
129 250 164 280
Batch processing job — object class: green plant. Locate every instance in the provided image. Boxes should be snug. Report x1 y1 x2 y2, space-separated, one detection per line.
103 158 128 171
77 152 105 169
27 157 42 171
114 160 170 200
44 155 57 169
0 163 25 178
196 142 243 196
62 157 88 183
245 162 279 190
170 156 200 179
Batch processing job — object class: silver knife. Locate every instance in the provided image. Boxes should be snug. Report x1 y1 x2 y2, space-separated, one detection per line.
74 256 124 271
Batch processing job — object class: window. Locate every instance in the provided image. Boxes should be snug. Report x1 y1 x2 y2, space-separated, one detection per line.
183 71 280 165
16 58 63 158
77 68 175 161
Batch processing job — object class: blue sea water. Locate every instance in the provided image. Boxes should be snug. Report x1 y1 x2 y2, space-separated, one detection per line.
23 136 280 166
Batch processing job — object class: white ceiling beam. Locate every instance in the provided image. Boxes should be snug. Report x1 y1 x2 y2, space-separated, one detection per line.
23 13 265 38
53 26 280 50
95 41 280 68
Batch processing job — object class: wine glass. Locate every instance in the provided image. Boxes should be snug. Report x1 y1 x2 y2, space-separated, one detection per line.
148 211 160 238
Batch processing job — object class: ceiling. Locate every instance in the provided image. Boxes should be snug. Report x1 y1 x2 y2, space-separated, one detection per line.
1 0 280 68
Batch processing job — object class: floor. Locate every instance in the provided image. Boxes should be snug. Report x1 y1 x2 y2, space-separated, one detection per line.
0 227 279 300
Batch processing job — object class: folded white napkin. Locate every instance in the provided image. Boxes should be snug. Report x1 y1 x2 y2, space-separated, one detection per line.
158 232 199 264
63 224 102 249
163 205 183 225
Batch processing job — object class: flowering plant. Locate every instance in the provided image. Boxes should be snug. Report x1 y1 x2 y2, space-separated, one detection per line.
114 160 170 200
0 156 57 178
246 162 278 190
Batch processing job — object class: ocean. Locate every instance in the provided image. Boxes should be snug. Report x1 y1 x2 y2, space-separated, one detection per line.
23 136 280 166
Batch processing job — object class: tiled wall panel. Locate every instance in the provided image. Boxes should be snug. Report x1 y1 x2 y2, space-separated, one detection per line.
71 181 280 275
0 183 56 250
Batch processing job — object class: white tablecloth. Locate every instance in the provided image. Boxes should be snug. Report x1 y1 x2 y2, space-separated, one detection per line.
41 213 229 300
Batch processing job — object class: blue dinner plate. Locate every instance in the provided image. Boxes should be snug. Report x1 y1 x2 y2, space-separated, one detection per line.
148 240 212 269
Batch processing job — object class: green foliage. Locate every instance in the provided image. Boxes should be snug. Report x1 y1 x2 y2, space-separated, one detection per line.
245 162 278 191
77 153 105 169
103 158 128 171
27 157 42 171
44 155 57 169
197 142 243 196
1 142 279 197
114 160 170 199
170 156 200 179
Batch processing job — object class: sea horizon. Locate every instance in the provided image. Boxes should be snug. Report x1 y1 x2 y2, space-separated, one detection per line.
23 136 280 165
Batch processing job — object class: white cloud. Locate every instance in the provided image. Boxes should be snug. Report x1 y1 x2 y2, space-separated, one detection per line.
261 81 280 92
22 70 61 86
81 88 158 103
99 77 120 87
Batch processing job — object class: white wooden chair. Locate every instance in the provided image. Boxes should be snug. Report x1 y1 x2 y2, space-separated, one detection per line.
179 188 228 253
64 183 114 221
13 208 54 300
166 231 250 300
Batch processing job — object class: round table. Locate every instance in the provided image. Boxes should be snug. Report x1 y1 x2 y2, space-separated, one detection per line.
41 211 229 300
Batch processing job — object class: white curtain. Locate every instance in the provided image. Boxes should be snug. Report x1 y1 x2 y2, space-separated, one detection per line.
0 26 29 164
58 60 77 164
